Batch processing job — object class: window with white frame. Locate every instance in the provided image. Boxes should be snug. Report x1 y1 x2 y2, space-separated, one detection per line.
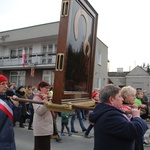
42 45 47 53
42 43 57 54
10 46 32 58
48 44 53 53
9 71 26 86
42 70 54 85
97 77 101 89
10 50 16 58
29 47 32 55
98 52 102 65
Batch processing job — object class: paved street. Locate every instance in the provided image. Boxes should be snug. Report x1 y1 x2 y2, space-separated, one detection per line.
14 116 150 150
14 116 94 150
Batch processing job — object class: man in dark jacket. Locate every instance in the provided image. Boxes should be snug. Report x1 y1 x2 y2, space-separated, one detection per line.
0 74 20 150
89 84 148 150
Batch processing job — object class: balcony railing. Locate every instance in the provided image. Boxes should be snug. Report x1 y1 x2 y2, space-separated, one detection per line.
0 52 56 67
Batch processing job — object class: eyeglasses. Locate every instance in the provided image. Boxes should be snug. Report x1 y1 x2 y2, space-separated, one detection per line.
0 82 8 86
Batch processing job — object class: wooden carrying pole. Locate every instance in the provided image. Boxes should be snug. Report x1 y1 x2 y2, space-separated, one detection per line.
12 97 95 113
12 97 146 115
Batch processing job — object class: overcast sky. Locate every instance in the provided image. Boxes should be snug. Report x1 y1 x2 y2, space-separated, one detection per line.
0 0 150 71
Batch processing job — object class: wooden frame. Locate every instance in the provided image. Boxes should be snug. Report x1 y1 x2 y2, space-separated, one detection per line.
52 0 98 104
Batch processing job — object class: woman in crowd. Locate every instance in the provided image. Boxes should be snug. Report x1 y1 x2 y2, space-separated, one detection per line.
89 84 148 150
121 86 148 149
25 85 32 99
33 81 53 150
28 86 37 130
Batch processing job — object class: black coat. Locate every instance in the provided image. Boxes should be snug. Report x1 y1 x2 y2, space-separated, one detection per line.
15 90 26 116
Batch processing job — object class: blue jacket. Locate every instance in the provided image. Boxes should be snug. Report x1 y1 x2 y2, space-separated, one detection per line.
89 103 148 150
0 94 20 150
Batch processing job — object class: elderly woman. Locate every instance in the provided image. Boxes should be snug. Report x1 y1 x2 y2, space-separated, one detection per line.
121 86 148 150
33 81 53 150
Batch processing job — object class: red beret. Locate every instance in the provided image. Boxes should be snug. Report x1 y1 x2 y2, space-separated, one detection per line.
0 74 8 83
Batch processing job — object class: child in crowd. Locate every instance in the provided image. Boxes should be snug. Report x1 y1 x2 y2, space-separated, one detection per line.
134 90 143 105
60 112 72 136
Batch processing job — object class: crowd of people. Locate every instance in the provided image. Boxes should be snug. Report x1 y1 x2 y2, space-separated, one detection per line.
0 73 150 150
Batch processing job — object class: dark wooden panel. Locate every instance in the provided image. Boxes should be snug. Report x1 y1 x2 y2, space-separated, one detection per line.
53 0 98 104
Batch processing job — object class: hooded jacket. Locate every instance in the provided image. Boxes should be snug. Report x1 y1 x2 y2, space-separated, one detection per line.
89 103 148 150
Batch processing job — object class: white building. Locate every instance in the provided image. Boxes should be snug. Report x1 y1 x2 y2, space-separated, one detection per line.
0 22 108 90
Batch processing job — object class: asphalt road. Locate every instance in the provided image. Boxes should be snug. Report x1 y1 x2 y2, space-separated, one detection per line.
14 117 94 150
14 116 150 150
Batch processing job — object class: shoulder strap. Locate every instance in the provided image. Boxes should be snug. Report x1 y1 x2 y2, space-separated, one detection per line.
0 115 8 133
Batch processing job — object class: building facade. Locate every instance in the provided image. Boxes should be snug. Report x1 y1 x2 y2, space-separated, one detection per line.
108 66 150 93
0 22 108 90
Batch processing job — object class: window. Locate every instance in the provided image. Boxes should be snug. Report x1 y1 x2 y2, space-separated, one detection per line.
48 44 53 53
48 58 52 63
29 47 33 55
97 77 101 89
18 49 22 57
55 44 57 53
10 46 32 58
9 71 26 86
42 45 47 53
98 52 102 65
42 43 57 54
10 50 17 58
43 70 54 85
42 59 46 64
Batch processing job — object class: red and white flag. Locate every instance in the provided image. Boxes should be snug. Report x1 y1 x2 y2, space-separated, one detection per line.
22 49 26 67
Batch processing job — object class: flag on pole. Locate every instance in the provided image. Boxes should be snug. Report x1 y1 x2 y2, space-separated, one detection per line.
22 49 26 67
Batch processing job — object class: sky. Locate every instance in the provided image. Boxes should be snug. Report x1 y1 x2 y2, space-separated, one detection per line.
0 0 150 72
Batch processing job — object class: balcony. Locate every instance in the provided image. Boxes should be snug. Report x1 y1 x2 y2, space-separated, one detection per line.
0 52 56 69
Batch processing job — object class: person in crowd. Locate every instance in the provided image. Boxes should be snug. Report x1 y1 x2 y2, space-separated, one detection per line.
6 82 19 127
48 87 62 143
15 86 26 128
92 88 100 103
84 91 100 138
134 89 148 120
121 86 149 149
25 85 32 99
12 82 17 94
60 112 72 136
6 83 15 97
28 86 37 130
134 89 143 105
33 81 53 150
51 111 62 143
25 85 32 113
0 74 20 150
49 86 53 95
70 109 87 133
89 84 148 150
142 90 149 119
